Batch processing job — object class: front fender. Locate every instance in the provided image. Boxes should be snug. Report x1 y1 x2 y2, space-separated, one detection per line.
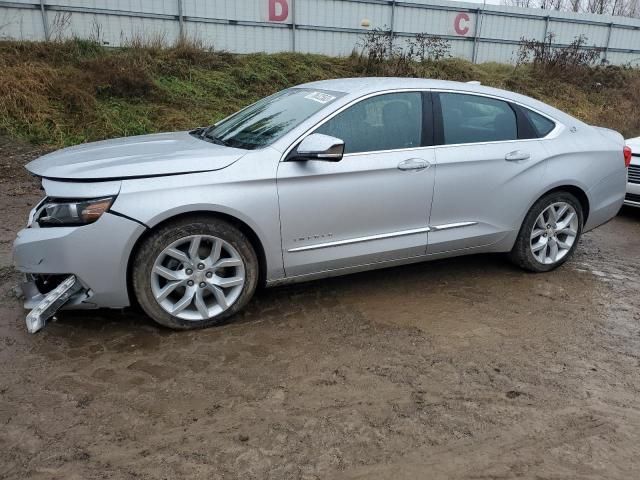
110 160 284 281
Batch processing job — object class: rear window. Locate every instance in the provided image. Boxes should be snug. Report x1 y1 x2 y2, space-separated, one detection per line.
522 108 556 138
439 93 517 145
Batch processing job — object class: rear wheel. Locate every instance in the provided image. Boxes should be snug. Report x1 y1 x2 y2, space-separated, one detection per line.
132 216 258 329
509 192 583 272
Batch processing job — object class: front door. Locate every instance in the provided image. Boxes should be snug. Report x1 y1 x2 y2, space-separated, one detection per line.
277 91 436 277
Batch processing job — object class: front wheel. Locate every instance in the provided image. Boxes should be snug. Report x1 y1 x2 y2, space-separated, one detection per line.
132 216 259 329
509 192 583 272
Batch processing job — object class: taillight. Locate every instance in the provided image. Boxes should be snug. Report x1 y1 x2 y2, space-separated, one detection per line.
624 146 632 168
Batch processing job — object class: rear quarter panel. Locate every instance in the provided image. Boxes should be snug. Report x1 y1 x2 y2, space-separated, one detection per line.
538 125 626 231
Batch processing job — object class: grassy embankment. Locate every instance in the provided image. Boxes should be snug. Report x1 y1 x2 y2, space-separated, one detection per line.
0 38 639 148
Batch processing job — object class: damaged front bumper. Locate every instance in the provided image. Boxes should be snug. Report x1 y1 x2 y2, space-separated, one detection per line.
13 211 147 332
24 275 84 333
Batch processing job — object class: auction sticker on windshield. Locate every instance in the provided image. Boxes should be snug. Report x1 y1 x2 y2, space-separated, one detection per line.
304 92 336 104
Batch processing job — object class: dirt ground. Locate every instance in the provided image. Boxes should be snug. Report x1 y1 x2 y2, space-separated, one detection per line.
1 138 640 480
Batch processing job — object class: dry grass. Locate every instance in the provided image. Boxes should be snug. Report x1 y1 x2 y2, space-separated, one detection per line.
0 38 639 147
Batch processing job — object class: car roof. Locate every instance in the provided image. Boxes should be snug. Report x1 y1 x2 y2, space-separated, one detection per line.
299 77 479 94
297 77 581 125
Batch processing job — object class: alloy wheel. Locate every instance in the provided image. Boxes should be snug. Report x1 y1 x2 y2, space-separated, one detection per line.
530 201 579 265
150 235 245 321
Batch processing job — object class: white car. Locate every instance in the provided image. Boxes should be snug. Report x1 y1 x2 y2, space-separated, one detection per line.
626 137 640 207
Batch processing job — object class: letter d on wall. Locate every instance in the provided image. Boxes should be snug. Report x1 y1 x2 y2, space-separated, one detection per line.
269 0 289 22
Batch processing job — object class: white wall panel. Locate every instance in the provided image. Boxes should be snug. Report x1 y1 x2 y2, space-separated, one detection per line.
395 5 476 37
609 27 640 52
297 0 388 30
448 38 473 61
190 23 291 53
0 7 45 40
476 41 518 64
183 0 273 23
67 13 180 45
0 0 638 65
480 15 545 42
297 29 360 56
547 20 610 46
45 0 178 16
606 50 640 66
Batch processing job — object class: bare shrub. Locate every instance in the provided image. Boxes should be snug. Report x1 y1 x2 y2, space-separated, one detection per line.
356 27 400 72
407 33 451 62
168 36 230 66
514 33 629 88
516 33 602 71
89 19 106 45
355 28 452 76
50 12 72 42
123 31 167 53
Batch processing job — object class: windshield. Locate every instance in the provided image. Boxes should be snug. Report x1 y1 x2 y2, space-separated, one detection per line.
200 88 344 150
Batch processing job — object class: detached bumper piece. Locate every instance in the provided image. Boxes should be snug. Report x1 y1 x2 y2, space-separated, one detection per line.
25 275 83 333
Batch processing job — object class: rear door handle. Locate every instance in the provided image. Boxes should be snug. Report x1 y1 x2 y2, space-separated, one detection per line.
398 159 430 171
505 150 531 162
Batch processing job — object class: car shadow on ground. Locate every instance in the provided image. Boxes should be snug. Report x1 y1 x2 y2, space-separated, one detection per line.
619 205 640 220
52 251 520 334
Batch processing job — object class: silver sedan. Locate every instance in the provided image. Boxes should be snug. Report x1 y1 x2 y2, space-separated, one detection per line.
13 78 629 332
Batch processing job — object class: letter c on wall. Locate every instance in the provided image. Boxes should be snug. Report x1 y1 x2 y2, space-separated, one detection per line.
454 13 470 36
269 0 289 22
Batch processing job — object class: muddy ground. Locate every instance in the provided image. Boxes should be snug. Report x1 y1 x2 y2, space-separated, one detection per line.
1 138 640 480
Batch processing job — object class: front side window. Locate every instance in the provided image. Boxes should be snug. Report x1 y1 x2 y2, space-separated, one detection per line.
439 93 517 145
202 88 343 150
315 92 423 154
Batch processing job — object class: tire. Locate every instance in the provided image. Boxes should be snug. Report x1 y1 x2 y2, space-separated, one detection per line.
509 191 584 273
132 215 259 330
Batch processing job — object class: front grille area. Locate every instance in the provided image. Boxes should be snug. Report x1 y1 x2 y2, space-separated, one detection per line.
629 164 640 184
27 274 69 294
626 192 640 204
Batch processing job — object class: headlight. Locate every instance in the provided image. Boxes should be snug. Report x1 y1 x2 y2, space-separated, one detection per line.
35 197 115 227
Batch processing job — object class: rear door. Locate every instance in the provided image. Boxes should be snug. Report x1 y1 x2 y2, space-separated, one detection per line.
277 91 436 277
428 91 550 254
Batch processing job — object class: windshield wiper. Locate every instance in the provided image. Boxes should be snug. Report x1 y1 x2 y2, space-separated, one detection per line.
201 128 230 147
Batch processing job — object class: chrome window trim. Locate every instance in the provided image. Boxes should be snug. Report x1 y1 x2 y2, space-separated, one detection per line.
342 137 549 157
287 226 431 253
280 87 564 162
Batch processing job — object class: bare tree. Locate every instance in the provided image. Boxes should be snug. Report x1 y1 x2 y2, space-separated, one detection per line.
568 0 582 12
586 0 611 14
503 0 640 17
503 0 537 7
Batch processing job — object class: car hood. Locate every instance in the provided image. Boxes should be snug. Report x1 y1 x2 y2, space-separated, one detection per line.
26 131 247 180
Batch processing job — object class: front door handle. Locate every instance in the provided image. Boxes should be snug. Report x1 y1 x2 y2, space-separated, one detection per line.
398 158 429 171
505 150 531 162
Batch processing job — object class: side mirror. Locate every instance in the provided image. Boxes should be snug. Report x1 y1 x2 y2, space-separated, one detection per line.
288 133 345 162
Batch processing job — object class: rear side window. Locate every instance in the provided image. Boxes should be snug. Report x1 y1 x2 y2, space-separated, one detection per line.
315 92 423 154
522 108 556 138
439 93 517 145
